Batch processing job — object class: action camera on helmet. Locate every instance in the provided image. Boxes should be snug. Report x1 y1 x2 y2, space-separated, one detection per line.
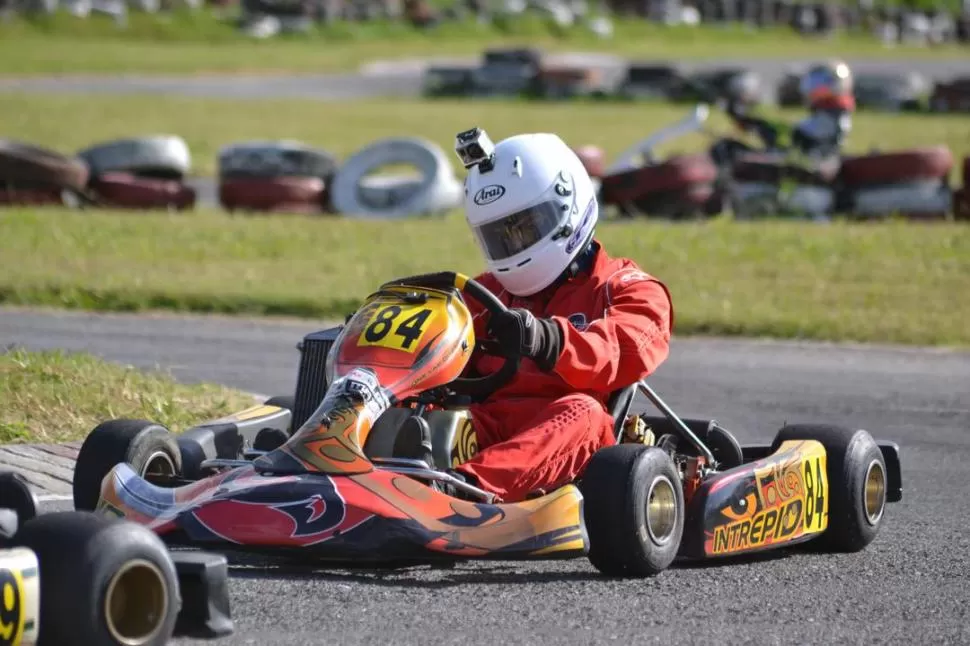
455 127 496 172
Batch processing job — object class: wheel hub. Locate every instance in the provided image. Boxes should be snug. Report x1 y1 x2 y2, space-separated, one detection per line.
104 558 169 646
142 451 176 480
645 475 678 545
863 459 887 526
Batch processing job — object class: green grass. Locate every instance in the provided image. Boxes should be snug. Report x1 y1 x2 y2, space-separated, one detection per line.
2 94 968 183
0 346 257 444
1 209 968 347
0 11 966 76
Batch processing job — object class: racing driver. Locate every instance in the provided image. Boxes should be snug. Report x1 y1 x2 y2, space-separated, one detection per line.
442 128 674 503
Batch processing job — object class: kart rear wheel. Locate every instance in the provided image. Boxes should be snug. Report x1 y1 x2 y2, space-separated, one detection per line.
771 424 887 552
11 511 180 646
580 444 684 577
74 419 182 511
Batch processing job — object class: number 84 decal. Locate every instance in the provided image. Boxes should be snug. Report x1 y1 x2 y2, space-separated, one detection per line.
357 303 436 353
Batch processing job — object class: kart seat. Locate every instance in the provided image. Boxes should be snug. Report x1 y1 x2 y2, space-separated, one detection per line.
365 383 639 470
364 408 473 471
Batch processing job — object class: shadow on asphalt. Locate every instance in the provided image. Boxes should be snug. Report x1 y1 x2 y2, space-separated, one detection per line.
210 545 804 586
227 561 603 586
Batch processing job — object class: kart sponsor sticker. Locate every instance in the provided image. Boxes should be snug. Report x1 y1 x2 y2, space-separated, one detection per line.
565 197 595 254
473 184 506 206
329 368 391 419
708 444 828 556
567 313 588 331
450 418 478 467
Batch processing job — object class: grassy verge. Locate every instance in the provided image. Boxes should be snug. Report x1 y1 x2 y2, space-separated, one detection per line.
1 209 968 347
0 12 966 76
0 346 257 444
2 94 968 182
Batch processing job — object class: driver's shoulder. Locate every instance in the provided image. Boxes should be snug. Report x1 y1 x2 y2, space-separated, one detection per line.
598 257 664 303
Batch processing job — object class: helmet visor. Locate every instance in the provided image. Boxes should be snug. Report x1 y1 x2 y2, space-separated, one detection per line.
474 200 566 261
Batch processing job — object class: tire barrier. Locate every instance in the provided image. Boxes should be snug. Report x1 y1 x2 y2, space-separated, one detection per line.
600 153 720 219
219 176 328 214
850 181 953 220
0 140 89 202
0 186 67 206
216 140 339 214
3 131 969 222
217 140 338 182
77 135 192 180
839 146 954 187
329 137 463 219
91 172 198 211
600 153 719 205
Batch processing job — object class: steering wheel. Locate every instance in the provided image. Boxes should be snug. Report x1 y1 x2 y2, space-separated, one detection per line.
379 271 520 403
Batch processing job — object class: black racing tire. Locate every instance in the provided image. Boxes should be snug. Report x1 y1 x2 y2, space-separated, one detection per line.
580 444 685 577
771 423 888 553
74 420 182 512
0 471 39 527
12 511 180 646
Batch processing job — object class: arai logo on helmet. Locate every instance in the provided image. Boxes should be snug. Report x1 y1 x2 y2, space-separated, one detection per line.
473 185 506 206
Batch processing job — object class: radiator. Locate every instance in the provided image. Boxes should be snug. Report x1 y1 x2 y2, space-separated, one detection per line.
292 326 343 431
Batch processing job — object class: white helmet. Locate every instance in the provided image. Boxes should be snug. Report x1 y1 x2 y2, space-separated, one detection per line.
455 128 599 297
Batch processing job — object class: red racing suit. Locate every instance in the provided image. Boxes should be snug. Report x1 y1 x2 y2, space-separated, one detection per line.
455 241 674 502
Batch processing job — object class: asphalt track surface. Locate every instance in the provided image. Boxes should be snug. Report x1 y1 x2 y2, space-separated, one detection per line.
0 56 967 101
3 307 969 645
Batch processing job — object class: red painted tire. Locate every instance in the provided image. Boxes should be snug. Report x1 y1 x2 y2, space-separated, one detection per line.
218 177 327 214
90 172 196 210
0 186 65 206
572 145 606 180
839 147 954 187
623 182 722 219
600 154 718 206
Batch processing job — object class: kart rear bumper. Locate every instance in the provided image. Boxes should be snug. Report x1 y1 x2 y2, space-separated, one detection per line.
738 440 902 503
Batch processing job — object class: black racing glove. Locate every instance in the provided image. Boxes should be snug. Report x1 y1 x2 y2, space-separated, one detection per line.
487 308 563 373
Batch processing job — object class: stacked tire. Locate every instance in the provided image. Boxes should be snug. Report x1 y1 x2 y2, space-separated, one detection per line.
327 137 463 219
0 139 90 207
78 136 197 211
838 146 954 220
217 140 338 214
599 153 722 219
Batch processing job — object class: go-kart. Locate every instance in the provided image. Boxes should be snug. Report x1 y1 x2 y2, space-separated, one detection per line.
74 272 903 576
0 471 233 646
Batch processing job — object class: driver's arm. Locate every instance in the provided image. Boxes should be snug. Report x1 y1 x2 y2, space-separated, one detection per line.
549 268 673 392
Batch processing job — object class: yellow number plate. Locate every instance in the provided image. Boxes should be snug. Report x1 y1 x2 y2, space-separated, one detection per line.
802 453 828 533
357 302 438 353
0 548 40 646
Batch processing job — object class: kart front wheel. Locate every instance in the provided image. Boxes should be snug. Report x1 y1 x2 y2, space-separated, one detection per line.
771 423 888 552
74 419 183 511
580 444 685 577
12 511 180 646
